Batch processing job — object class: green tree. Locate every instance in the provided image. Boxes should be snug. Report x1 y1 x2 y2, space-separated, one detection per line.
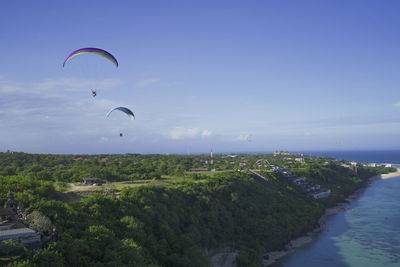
29 243 65 267
26 210 53 233
0 239 26 257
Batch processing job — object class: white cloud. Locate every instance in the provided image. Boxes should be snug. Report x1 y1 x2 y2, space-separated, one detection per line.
170 126 199 140
0 77 122 137
393 102 400 107
0 78 23 93
236 134 244 141
100 136 109 143
136 78 160 87
36 78 120 92
169 126 214 139
235 133 252 141
201 129 212 137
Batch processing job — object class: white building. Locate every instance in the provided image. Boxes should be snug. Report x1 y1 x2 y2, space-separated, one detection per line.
312 190 331 199
293 177 307 185
272 166 285 172
307 184 321 191
295 157 305 164
0 228 40 244
282 170 296 177
273 151 291 156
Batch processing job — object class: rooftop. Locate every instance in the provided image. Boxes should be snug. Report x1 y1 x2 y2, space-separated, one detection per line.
0 228 36 240
0 208 16 217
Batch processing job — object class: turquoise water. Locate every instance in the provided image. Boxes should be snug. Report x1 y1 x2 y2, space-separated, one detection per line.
278 176 400 267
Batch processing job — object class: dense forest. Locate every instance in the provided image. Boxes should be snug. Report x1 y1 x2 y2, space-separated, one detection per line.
0 152 394 266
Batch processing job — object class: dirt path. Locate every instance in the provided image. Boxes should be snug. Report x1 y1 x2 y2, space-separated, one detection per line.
65 183 102 192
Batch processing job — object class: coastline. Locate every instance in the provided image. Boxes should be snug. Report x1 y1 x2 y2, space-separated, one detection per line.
370 168 400 180
262 168 400 266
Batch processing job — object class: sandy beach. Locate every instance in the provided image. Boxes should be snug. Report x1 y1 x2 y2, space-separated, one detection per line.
371 168 400 180
261 168 400 266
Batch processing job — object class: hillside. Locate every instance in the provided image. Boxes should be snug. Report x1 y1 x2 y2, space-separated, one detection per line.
0 152 392 266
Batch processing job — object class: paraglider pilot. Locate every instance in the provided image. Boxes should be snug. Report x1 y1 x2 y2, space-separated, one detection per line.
91 89 97 97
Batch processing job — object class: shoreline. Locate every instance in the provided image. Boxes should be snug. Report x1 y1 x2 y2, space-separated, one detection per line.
262 168 400 266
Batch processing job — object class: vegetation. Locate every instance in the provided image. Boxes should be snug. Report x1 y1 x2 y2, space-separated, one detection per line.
0 239 26 258
0 152 393 266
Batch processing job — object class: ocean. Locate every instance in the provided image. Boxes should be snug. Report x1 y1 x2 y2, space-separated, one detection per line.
276 151 400 267
301 150 400 164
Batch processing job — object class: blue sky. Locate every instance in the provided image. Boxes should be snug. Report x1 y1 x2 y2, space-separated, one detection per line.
2 0 400 154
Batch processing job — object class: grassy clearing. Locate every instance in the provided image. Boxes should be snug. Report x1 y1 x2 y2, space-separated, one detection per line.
185 170 232 176
63 180 167 193
59 171 235 194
